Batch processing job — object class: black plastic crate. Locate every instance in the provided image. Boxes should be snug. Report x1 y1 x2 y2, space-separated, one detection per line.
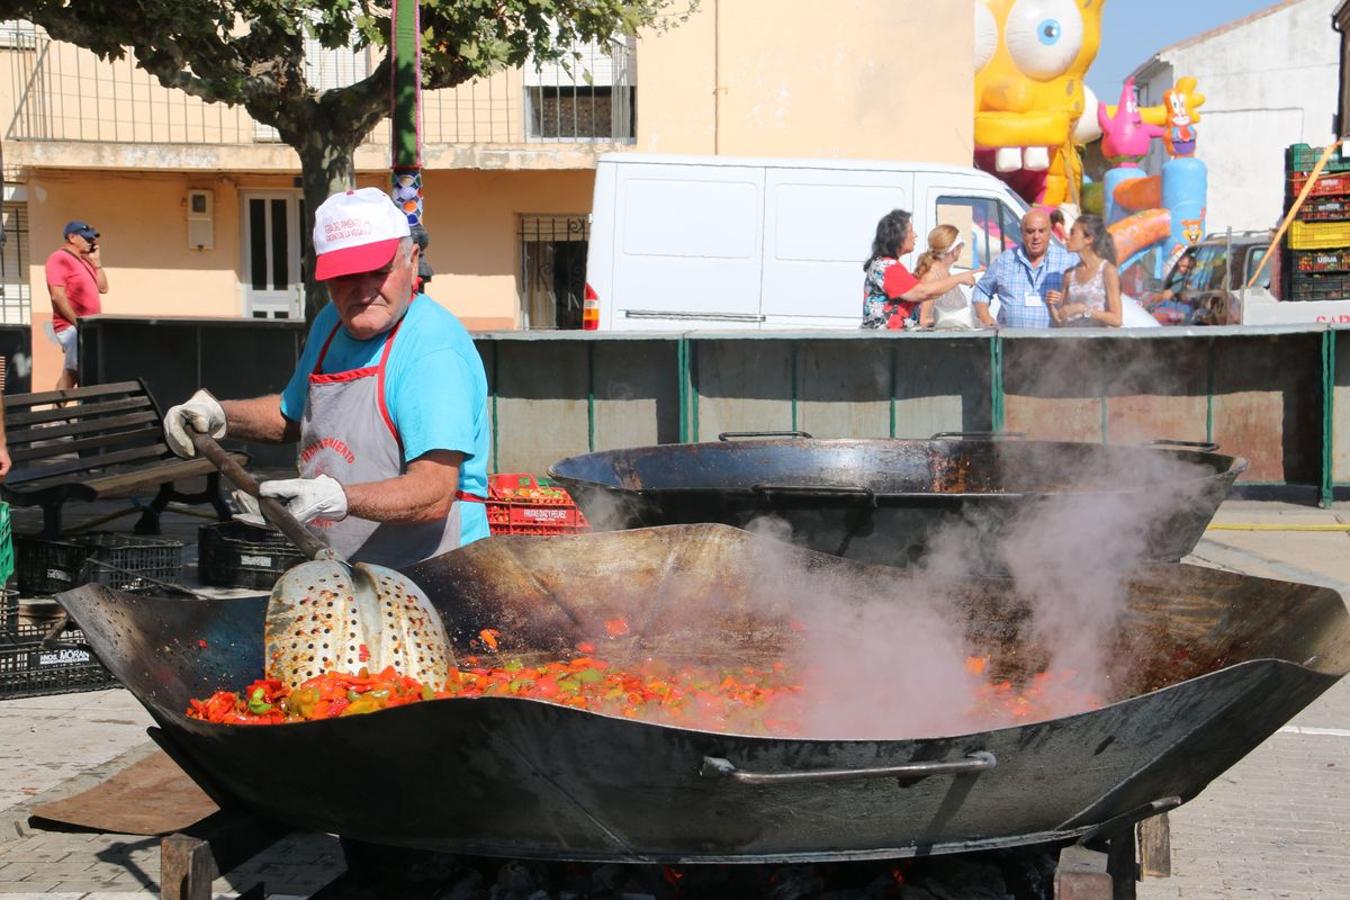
1288 271 1350 301
0 589 16 637
198 520 306 590
0 621 117 699
15 532 184 596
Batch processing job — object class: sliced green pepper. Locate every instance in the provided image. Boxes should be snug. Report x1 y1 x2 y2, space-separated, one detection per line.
247 687 273 715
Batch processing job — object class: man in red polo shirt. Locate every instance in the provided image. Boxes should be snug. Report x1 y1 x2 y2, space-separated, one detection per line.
44 220 108 389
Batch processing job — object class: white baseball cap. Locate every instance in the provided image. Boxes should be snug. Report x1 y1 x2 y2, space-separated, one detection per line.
312 187 411 281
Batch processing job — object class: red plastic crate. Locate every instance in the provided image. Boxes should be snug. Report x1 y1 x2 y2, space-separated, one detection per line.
1297 196 1350 221
485 473 590 536
1289 172 1350 199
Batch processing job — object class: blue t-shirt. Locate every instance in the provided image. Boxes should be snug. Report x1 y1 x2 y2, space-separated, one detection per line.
281 296 491 545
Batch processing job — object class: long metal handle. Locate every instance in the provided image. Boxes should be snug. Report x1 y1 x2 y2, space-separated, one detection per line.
189 431 334 561
931 431 1027 441
700 752 996 785
1144 439 1220 453
751 483 875 506
881 491 1026 500
718 431 814 441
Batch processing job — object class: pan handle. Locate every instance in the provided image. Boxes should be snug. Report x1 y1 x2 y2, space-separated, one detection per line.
1144 439 1220 453
751 483 876 506
930 431 1026 441
189 431 335 561
700 752 996 785
719 431 814 441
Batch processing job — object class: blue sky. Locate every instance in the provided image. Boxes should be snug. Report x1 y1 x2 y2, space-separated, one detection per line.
1085 0 1279 98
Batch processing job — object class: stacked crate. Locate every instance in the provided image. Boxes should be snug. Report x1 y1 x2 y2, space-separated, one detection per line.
486 473 591 536
1285 144 1350 302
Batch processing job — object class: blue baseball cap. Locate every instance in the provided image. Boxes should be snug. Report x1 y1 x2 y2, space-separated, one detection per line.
63 220 98 241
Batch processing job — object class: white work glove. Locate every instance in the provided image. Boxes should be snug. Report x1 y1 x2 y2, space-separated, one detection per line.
259 474 348 524
164 389 226 459
229 490 266 528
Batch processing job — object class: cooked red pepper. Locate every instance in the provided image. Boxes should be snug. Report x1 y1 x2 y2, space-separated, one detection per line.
187 628 1100 732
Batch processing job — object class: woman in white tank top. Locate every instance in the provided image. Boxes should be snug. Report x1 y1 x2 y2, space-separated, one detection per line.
1046 214 1123 328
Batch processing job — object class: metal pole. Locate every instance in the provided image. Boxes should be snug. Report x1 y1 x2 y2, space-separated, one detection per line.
391 0 424 226
490 341 500 473
1223 226 1232 299
889 341 897 438
1205 339 1216 447
677 337 689 443
1323 328 1336 509
587 342 596 452
990 334 1005 433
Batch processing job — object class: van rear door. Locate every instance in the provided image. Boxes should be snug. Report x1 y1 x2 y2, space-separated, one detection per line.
609 161 766 329
759 167 913 327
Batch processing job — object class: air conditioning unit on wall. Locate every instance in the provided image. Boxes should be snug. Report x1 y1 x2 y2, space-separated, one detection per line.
187 189 214 250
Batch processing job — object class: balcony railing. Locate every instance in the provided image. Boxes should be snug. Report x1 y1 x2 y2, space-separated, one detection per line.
0 22 636 147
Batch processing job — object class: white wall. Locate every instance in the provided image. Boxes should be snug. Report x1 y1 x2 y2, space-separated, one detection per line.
1134 0 1340 232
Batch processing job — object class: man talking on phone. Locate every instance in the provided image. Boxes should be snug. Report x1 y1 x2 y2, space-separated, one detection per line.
44 220 108 390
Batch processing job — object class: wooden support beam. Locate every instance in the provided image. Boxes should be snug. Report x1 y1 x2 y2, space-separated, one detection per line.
160 812 288 900
1138 812 1173 879
1054 845 1112 900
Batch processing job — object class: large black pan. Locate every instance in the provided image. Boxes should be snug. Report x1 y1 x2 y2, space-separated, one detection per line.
548 436 1247 569
55 525 1343 863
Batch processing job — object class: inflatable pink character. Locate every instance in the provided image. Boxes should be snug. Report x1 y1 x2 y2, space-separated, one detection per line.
1097 78 1164 167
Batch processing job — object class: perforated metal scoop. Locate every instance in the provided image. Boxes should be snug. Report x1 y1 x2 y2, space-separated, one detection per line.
191 433 454 692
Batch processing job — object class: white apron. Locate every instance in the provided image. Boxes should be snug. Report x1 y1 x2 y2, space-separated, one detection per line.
298 310 473 568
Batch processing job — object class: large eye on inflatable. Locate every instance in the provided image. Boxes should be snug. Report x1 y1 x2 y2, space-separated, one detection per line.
974 1 998 72
1005 0 1084 80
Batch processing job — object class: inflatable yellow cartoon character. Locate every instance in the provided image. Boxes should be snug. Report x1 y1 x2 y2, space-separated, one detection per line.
975 0 1105 207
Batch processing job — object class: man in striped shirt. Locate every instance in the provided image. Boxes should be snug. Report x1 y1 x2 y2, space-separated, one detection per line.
972 209 1078 329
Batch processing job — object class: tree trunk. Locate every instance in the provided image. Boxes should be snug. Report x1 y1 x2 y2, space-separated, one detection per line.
296 134 362 322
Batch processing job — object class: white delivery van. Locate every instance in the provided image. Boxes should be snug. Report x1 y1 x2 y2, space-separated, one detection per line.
582 153 1031 331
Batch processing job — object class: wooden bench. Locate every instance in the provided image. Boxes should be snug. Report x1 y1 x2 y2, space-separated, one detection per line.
2 380 247 536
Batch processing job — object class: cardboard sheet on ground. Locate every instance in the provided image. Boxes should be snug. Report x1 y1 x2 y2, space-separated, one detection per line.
30 749 219 835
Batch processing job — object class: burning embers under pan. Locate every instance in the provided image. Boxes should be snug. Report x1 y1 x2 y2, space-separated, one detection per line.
57 525 1346 863
548 436 1247 570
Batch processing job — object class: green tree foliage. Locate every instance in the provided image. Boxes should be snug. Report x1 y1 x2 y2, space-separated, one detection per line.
0 0 693 311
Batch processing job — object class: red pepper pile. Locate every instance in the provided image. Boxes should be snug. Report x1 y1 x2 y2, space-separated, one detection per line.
187 650 804 732
187 666 437 725
187 643 1100 731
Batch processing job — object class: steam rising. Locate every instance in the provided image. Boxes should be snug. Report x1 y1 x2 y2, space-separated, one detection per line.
710 445 1217 740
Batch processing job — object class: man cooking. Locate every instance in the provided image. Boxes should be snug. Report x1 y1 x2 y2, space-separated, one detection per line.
971 209 1078 329
163 188 490 567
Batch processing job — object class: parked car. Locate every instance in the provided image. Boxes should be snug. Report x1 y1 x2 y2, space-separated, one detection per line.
581 153 1031 331
1133 231 1276 326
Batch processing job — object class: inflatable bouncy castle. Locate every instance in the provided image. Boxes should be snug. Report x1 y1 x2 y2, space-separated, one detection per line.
973 0 1105 208
1101 78 1208 283
974 0 1210 282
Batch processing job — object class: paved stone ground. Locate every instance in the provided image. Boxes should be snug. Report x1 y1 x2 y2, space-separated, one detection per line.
1134 501 1350 900
0 500 1346 897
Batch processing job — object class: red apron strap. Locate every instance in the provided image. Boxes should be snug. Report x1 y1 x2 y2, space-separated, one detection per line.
375 315 407 446
311 321 344 376
454 489 486 503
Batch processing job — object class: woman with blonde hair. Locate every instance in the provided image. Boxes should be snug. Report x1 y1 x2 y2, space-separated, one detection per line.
912 224 976 329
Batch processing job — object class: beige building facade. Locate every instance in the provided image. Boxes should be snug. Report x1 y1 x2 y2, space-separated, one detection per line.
0 1 973 389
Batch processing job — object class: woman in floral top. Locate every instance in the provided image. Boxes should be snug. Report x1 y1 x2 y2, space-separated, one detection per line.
862 209 981 329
